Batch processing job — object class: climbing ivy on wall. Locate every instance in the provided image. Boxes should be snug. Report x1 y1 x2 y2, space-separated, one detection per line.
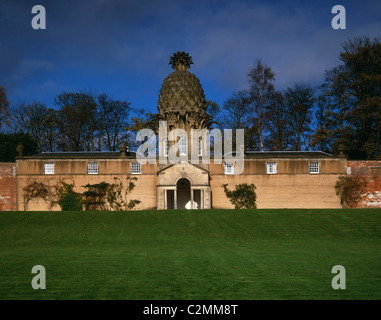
22 177 140 211
82 177 141 211
22 178 56 211
222 183 257 209
335 175 368 208
56 180 83 211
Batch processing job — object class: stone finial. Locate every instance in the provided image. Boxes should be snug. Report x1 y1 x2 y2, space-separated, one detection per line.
169 51 194 71
119 142 127 157
338 143 346 158
16 143 24 158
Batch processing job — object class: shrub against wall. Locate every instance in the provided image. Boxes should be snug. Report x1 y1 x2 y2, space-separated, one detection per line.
22 177 140 211
335 175 367 208
56 180 83 211
82 177 141 211
222 183 257 209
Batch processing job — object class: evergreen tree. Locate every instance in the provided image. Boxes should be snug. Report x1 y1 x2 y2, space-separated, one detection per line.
318 37 381 159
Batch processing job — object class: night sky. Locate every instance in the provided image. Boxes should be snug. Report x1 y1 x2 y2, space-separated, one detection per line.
1 0 380 114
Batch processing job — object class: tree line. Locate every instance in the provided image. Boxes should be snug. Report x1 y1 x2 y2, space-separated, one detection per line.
0 36 380 161
215 36 380 160
0 90 136 159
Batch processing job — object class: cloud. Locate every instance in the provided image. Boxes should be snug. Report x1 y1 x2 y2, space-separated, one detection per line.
0 0 380 110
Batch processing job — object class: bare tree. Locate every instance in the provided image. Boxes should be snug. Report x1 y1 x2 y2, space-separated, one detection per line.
220 90 252 150
265 91 291 151
284 84 315 151
0 86 10 132
97 93 131 151
9 101 56 153
247 60 275 151
55 91 98 152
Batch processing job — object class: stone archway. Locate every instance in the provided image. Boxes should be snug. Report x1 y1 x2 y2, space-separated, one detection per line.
176 178 191 209
157 163 212 210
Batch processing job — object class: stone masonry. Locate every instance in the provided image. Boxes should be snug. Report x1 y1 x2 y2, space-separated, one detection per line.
0 162 16 211
347 161 381 208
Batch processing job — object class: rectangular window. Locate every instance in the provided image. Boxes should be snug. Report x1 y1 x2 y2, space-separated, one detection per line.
198 137 202 156
266 162 277 174
224 163 234 175
131 162 142 174
310 161 320 174
163 139 168 157
44 163 54 175
179 137 187 155
87 162 98 174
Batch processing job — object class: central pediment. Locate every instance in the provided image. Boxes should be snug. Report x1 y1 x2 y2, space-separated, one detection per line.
157 162 209 186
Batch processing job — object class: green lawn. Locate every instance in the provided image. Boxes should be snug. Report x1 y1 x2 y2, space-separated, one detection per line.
0 209 381 300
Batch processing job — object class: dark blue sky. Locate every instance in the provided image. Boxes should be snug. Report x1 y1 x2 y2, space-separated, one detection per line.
0 0 380 114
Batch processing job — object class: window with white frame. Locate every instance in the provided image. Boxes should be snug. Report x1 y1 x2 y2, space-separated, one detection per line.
179 137 187 155
163 138 168 157
266 162 277 174
44 163 54 174
198 137 202 156
87 162 98 174
310 161 320 174
131 162 142 174
224 163 234 175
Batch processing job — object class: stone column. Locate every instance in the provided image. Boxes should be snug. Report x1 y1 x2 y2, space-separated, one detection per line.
174 189 177 209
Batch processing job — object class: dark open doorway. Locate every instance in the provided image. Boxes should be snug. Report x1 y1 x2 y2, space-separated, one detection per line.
176 178 190 209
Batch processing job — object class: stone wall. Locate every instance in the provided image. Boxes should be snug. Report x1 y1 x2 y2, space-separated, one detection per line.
347 161 381 208
16 158 158 211
0 162 16 211
209 158 346 209
15 155 380 211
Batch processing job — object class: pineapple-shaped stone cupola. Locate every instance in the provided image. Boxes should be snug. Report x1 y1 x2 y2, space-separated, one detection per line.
158 51 207 122
157 51 212 158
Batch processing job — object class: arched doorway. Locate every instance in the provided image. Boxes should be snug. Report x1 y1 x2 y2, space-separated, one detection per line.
176 178 190 209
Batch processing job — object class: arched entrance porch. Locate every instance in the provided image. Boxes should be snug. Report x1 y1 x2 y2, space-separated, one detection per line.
156 163 211 210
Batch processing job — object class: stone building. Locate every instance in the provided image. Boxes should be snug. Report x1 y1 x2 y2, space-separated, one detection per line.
13 52 351 211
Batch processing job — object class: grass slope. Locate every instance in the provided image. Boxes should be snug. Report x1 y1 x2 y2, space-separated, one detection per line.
0 209 381 300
